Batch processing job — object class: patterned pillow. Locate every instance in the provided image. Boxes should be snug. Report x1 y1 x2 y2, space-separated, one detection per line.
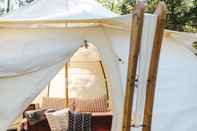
45 108 69 131
75 96 108 112
42 97 65 110
68 111 91 131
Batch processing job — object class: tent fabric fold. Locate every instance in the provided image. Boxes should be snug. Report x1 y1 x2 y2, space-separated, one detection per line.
0 29 83 77
0 60 65 130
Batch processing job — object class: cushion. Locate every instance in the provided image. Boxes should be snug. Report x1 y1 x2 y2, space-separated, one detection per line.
45 108 69 131
42 97 65 110
75 96 108 112
41 97 76 110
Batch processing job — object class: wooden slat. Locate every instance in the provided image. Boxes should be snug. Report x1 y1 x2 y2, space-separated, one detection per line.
142 2 167 131
122 2 144 131
65 64 69 107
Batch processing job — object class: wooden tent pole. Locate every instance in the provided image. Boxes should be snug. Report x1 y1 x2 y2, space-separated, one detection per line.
122 2 144 131
65 64 69 108
47 81 51 97
142 2 167 131
99 61 109 101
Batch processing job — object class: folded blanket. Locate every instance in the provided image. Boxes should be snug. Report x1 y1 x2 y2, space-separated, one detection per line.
24 109 47 126
68 111 91 131
45 108 69 131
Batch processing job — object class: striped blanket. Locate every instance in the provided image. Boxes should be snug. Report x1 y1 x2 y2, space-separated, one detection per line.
68 111 91 131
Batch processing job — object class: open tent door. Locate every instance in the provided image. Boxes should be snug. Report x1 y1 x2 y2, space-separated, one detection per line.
7 40 117 131
37 43 112 107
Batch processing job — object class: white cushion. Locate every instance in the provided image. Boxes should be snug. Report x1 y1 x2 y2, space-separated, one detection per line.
45 109 69 131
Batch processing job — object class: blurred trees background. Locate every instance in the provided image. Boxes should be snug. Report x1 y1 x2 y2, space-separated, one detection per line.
0 0 35 14
98 0 197 32
0 0 196 32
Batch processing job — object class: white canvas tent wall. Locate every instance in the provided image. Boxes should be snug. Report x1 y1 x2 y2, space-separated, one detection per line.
120 30 197 131
150 31 197 131
0 0 197 131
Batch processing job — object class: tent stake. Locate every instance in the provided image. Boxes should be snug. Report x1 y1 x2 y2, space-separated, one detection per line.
122 2 144 131
142 2 167 131
65 63 69 108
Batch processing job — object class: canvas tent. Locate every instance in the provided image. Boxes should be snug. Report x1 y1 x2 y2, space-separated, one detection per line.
0 0 197 131
0 0 133 130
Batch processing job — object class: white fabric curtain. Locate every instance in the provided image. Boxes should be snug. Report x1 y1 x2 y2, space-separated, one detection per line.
0 27 126 131
0 28 83 130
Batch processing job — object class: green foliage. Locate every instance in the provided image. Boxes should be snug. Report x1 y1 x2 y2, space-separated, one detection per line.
97 0 121 14
193 41 197 49
0 0 36 15
163 0 196 32
98 0 197 33
17 0 34 7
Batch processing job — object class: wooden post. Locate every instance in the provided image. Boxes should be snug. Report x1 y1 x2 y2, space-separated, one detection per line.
122 2 144 131
65 64 69 108
142 2 167 131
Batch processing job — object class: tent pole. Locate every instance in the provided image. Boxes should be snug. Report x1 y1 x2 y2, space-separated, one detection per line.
99 61 109 102
142 2 167 131
47 81 51 97
65 63 69 108
122 2 144 131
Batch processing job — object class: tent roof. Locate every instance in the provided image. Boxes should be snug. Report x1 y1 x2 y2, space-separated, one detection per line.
1 0 117 20
0 0 131 30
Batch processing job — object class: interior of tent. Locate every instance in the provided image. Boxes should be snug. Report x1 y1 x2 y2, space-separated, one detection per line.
8 43 114 131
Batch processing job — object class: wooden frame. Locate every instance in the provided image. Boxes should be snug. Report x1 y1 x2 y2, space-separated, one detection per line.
65 64 69 107
142 2 167 131
122 2 144 131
